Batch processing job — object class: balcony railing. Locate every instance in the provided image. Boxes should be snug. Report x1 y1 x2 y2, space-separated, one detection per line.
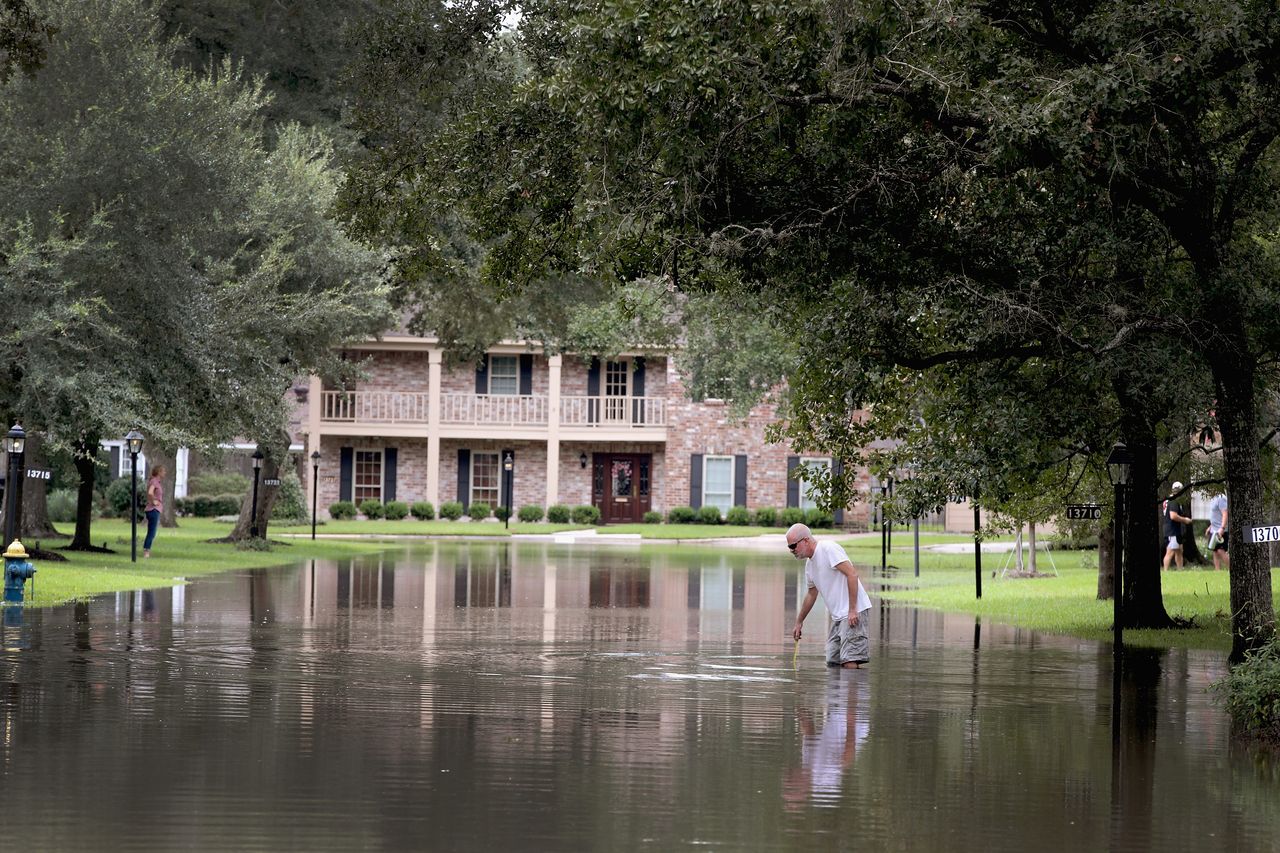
319 391 665 428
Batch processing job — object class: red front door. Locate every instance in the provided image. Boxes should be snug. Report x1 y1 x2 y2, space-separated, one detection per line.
592 453 652 524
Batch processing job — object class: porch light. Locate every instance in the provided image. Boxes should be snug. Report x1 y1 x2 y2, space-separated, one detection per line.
579 452 588 469
5 423 25 456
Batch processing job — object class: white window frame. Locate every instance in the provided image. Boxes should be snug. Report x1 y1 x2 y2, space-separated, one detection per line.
470 451 501 510
798 457 832 511
702 455 734 514
354 448 384 504
489 355 519 396
603 359 631 422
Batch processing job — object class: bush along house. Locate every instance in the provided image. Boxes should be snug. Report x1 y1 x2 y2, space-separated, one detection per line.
302 333 873 527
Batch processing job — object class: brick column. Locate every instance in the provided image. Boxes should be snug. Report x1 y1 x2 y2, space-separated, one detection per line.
546 354 562 509
427 348 443 506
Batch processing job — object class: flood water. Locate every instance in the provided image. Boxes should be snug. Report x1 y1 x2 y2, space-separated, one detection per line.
0 541 1276 852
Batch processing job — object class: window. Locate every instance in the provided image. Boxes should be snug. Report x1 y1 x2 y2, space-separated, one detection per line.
471 452 500 509
354 450 383 503
489 355 519 395
703 456 734 514
798 458 831 511
604 359 629 421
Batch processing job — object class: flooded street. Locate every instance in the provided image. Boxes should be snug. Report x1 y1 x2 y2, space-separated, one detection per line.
0 541 1275 851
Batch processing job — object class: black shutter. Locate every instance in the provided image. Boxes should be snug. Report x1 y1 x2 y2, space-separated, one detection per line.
632 357 646 424
519 355 533 395
734 455 748 508
587 358 600 423
339 447 354 502
475 358 489 394
690 453 703 509
457 449 471 509
501 448 515 512
786 456 800 508
384 448 397 502
832 457 844 525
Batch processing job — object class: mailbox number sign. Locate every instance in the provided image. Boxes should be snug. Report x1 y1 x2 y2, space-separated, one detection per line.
1065 504 1102 521
263 478 281 487
1244 525 1280 544
25 468 52 481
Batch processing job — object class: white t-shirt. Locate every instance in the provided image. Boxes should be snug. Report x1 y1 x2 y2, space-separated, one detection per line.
805 540 872 621
1209 495 1228 533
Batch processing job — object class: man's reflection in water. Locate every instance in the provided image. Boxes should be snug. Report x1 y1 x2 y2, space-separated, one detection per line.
784 673 870 809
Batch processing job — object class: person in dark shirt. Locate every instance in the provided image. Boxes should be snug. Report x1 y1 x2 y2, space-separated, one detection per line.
1161 481 1193 570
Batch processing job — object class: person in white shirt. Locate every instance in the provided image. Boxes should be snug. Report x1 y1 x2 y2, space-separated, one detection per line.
787 523 873 668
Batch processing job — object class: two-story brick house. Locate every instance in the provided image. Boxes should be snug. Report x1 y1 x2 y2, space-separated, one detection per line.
302 333 872 526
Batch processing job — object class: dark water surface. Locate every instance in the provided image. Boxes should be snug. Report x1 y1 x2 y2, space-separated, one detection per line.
0 542 1275 852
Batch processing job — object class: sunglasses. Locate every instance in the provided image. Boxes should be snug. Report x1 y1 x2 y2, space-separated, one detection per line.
787 541 800 552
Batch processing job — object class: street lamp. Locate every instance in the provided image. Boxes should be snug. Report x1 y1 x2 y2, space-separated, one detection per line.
4 423 25 547
1105 442 1133 654
579 451 589 469
310 450 321 541
250 446 264 539
124 428 143 562
503 451 514 530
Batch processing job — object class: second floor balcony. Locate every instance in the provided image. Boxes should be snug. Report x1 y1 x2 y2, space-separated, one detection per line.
319 390 667 436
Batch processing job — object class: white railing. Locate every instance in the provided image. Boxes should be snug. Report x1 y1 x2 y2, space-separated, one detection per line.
321 391 429 423
561 395 666 427
440 393 549 426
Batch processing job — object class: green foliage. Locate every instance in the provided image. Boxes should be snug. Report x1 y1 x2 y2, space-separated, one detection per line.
753 507 777 527
468 502 491 520
411 501 435 520
725 505 751 526
494 505 510 522
1212 639 1280 745
383 500 409 520
188 472 250 497
271 469 309 523
47 488 78 523
359 499 384 519
642 510 663 524
667 506 696 524
187 494 242 517
439 501 464 520
104 478 141 519
546 504 570 523
697 505 722 525
781 508 805 527
518 504 545 522
328 500 357 520
570 504 601 525
805 508 834 529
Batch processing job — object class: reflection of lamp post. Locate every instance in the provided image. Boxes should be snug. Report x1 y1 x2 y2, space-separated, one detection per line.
125 429 143 562
503 451 514 530
250 447 264 539
310 450 321 541
1106 442 1133 654
4 424 26 548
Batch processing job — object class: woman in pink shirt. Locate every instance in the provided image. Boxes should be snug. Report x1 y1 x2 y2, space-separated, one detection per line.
143 465 165 558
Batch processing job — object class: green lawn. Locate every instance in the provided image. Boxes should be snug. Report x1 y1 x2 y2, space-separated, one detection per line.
270 519 589 536
12 518 399 607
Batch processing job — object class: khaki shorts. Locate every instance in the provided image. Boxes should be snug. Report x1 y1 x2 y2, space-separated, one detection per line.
826 608 872 666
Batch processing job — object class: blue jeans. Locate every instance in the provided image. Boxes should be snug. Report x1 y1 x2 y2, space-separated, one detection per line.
144 509 160 550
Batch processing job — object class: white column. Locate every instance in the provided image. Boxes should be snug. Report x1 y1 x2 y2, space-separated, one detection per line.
426 348 443 506
546 354 562 509
307 375 322 516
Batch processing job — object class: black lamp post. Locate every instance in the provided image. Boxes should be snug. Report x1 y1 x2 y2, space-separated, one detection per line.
973 481 982 600
1106 442 1133 654
250 447 264 539
124 429 144 561
310 450 321 541
503 451 514 530
4 423 26 547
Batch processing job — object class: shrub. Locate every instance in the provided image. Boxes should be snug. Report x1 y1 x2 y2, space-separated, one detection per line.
642 510 663 524
188 471 250 497
547 504 571 523
805 508 835 529
781 507 806 526
105 477 142 519
1212 639 1280 745
411 501 435 520
209 494 241 517
439 501 464 520
271 469 308 523
329 500 357 520
667 505 696 524
384 500 409 520
360 499 384 519
725 505 751 525
571 504 601 525
469 502 492 520
494 505 511 522
753 507 778 527
48 488 78 523
697 505 723 525
518 504 545 523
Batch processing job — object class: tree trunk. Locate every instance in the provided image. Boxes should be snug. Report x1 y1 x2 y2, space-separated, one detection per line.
147 443 180 529
67 435 111 552
18 432 61 540
228 440 288 541
1211 351 1276 660
1097 522 1115 600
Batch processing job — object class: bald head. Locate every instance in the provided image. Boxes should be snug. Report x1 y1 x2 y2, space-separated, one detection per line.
785 523 812 545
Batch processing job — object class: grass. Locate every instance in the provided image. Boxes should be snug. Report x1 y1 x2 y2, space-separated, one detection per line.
12 518 399 608
270 519 588 536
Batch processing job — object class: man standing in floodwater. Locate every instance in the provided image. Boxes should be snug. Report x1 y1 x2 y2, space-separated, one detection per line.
787 523 873 668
